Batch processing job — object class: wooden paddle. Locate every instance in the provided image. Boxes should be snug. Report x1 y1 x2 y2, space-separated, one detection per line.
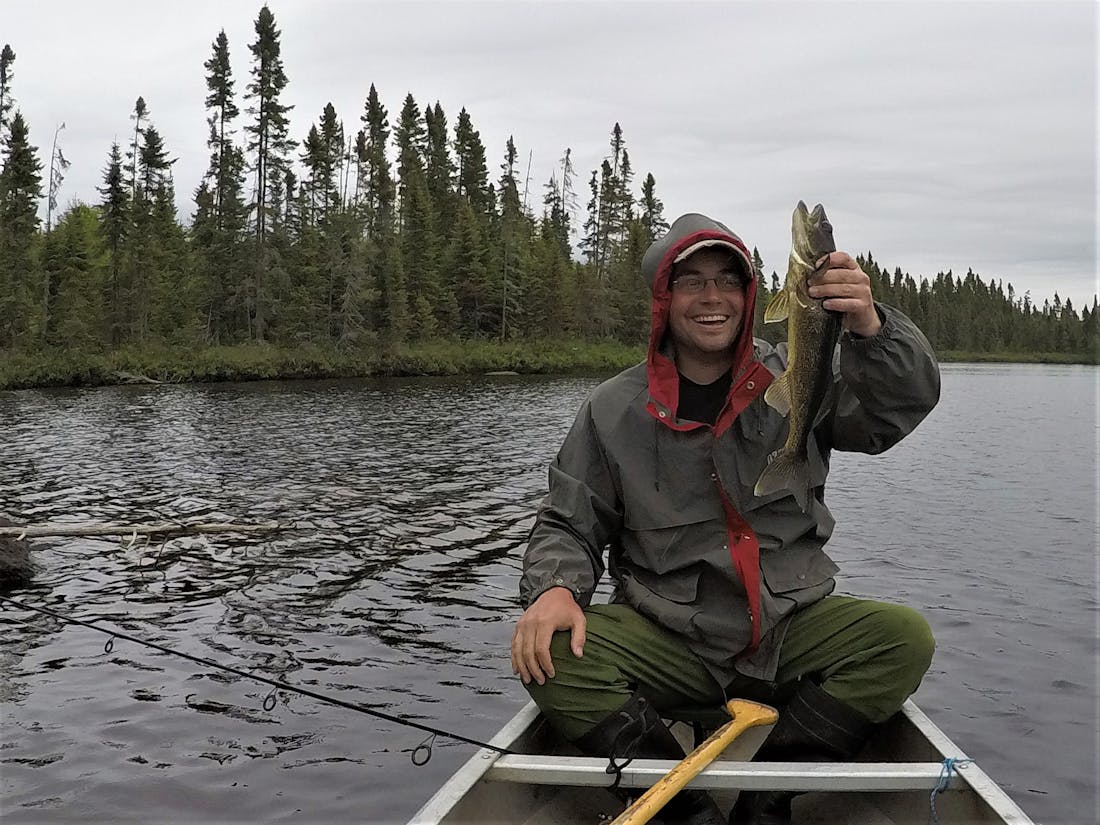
610 698 779 825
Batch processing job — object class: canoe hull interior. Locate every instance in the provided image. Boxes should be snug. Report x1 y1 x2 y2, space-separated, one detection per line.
409 700 1033 825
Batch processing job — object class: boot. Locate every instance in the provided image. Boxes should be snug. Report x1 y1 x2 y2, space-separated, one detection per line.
729 679 874 825
574 692 726 825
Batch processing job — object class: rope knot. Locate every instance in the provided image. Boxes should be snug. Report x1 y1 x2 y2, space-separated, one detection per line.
929 757 974 824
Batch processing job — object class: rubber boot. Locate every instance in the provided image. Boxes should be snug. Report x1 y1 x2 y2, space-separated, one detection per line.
729 679 874 825
574 692 726 825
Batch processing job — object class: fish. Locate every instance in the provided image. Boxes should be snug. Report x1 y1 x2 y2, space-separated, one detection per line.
754 201 841 513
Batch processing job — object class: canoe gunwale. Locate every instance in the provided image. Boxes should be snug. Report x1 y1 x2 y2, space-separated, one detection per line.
406 702 540 825
897 701 1034 824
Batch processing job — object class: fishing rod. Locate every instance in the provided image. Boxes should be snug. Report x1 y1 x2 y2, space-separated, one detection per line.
0 595 516 764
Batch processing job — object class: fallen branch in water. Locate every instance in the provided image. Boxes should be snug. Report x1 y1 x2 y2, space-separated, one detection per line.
0 522 299 540
113 370 162 385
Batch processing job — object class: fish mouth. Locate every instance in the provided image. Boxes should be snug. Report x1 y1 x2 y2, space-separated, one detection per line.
791 201 834 271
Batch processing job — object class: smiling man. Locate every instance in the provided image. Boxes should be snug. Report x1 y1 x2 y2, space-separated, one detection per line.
511 213 940 825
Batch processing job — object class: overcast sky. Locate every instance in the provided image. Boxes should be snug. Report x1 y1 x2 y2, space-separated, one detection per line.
5 1 1097 310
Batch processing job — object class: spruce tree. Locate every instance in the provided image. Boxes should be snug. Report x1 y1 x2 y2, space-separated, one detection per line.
453 107 490 216
47 204 107 349
127 97 147 199
123 121 176 342
0 111 42 348
199 29 248 343
244 4 295 340
98 142 129 344
579 169 600 267
445 199 492 335
396 93 447 336
0 45 14 147
638 173 668 244
358 84 395 234
357 85 407 342
424 101 456 231
497 136 527 338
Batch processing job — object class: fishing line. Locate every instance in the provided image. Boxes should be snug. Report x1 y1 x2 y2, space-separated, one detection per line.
0 596 517 763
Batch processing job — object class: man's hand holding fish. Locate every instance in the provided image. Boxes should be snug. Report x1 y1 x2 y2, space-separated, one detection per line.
808 250 882 338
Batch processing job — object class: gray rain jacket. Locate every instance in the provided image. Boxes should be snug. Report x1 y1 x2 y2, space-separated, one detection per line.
519 213 940 686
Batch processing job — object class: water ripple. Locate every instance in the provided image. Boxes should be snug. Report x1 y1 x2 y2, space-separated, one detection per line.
1 368 1096 824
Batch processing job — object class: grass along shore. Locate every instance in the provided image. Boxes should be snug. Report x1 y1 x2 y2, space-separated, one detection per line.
0 341 1095 390
0 340 646 390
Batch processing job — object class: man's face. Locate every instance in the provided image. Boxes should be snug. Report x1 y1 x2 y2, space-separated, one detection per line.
667 248 748 363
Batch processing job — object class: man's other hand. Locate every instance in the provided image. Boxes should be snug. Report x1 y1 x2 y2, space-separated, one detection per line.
510 586 586 685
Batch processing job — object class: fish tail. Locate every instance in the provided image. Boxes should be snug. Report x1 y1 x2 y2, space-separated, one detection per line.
754 451 812 513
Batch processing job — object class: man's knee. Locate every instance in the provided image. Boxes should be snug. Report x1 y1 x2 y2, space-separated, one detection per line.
521 628 631 740
869 602 936 685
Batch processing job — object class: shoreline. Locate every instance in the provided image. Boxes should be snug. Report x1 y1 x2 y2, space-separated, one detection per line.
0 341 1095 391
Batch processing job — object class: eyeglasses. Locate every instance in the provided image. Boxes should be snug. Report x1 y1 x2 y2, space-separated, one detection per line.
670 274 746 293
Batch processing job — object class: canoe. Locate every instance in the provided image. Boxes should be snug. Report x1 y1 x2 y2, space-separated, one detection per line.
408 699 1034 825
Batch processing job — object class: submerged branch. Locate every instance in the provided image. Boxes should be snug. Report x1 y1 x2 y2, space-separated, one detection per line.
0 522 298 540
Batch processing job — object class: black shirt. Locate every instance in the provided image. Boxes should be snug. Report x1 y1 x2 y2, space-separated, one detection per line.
677 370 732 425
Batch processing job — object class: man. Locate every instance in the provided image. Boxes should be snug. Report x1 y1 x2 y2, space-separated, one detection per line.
511 213 940 825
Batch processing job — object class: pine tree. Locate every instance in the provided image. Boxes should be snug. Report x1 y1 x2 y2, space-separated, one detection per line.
98 142 128 344
396 93 447 336
300 104 343 228
356 85 406 342
127 96 147 199
0 45 14 147
46 204 107 349
122 120 176 342
638 173 668 245
580 169 600 267
357 84 395 234
751 247 768 339
424 101 455 230
0 111 42 348
542 173 569 259
454 107 491 216
395 93 427 200
198 29 248 343
300 102 354 341
497 136 528 338
445 199 493 335
244 4 295 340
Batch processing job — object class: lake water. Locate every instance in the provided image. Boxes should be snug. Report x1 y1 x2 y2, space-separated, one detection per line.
1 363 1096 825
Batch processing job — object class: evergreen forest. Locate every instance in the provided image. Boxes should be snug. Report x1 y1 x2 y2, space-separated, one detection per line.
0 10 1095 389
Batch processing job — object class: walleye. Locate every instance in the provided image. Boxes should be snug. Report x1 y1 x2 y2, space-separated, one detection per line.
754 201 841 513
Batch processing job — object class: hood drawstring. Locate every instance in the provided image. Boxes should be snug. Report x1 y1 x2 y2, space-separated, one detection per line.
653 424 661 491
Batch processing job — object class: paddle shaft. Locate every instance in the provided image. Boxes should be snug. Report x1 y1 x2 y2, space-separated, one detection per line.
610 698 779 825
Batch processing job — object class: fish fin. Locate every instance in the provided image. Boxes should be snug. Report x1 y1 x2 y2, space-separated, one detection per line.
754 452 812 513
763 289 790 323
763 372 791 416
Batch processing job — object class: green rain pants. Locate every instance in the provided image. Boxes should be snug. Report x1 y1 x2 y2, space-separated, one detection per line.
523 595 935 741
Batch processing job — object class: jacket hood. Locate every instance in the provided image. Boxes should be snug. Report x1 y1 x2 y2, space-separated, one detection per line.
641 213 769 433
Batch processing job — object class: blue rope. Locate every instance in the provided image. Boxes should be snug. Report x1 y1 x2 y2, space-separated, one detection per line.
929 757 974 825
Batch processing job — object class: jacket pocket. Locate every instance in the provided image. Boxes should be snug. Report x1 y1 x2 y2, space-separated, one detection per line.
623 562 700 603
618 564 703 638
759 546 838 595
621 514 721 577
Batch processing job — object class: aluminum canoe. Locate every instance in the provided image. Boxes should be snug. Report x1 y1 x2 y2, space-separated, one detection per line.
408 699 1034 825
